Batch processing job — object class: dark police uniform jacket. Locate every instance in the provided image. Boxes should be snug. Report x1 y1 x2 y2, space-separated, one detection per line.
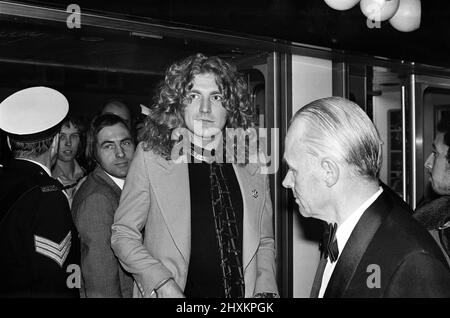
0 159 80 297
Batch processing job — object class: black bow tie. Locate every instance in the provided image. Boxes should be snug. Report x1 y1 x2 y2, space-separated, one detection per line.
321 222 339 263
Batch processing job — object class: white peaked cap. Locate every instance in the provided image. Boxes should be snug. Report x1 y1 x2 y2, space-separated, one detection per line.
0 86 69 142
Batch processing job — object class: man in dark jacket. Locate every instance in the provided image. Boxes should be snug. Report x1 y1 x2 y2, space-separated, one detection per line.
283 97 450 298
72 114 135 297
414 119 450 265
0 86 80 297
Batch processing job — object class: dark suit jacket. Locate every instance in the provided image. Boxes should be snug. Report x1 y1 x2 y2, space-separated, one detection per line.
72 166 133 297
324 191 450 297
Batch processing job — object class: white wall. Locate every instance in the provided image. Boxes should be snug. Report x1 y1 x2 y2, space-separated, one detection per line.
291 55 332 297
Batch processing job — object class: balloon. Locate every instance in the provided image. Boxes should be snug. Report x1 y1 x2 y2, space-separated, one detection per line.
389 0 421 32
324 0 361 11
360 0 400 21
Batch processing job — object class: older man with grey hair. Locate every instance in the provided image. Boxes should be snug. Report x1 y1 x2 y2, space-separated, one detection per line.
283 96 450 298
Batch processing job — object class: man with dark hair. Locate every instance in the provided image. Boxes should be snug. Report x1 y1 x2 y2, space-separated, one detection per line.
0 86 80 297
111 53 278 298
414 119 450 265
52 114 86 207
72 113 135 297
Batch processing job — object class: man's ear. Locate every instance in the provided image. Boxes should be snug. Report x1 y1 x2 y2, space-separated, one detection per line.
321 157 339 187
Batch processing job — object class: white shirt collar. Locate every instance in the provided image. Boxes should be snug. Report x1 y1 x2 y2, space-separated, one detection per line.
16 158 52 177
335 186 384 259
104 171 125 190
318 186 383 298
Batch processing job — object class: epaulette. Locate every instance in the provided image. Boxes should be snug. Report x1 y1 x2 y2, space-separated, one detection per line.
40 184 60 193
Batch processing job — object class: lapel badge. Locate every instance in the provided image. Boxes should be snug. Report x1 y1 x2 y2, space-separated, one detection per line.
252 189 258 198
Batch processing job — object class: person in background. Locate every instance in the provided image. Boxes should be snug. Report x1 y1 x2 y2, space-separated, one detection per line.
52 114 86 207
111 53 278 298
72 114 135 297
135 104 150 143
414 118 450 265
101 99 132 129
0 86 80 297
283 96 450 298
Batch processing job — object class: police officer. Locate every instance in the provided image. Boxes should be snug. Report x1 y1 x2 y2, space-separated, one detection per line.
0 86 80 297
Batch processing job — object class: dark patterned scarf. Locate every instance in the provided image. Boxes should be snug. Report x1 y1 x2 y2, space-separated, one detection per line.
209 162 245 298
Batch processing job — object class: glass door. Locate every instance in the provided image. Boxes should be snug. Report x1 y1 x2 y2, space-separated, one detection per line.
333 62 412 204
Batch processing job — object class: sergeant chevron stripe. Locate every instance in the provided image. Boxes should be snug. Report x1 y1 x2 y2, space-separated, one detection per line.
34 232 72 267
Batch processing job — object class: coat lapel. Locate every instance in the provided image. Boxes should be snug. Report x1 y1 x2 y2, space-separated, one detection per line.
93 166 122 199
149 155 191 264
324 192 391 298
233 163 264 271
149 153 264 270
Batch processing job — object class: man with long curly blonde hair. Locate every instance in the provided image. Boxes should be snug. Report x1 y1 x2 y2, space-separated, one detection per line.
111 53 278 298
